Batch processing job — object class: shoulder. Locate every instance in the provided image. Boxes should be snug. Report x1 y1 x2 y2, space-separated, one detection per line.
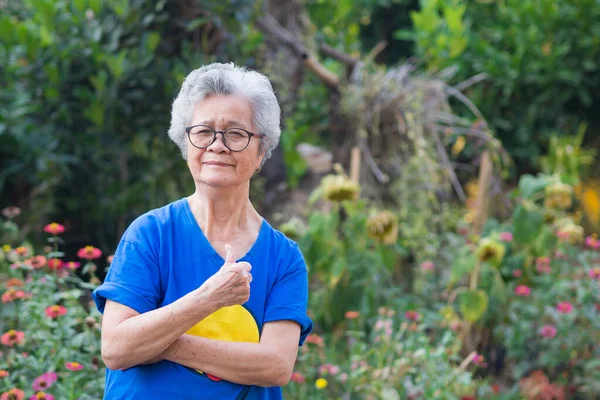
120 198 187 247
261 220 306 272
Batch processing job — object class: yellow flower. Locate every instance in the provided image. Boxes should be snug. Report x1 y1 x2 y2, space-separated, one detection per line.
367 211 398 244
315 378 328 390
2 244 11 253
476 237 505 266
321 175 360 202
544 181 573 210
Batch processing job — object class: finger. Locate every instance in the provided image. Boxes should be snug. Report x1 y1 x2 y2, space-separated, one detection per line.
238 261 252 272
224 244 236 264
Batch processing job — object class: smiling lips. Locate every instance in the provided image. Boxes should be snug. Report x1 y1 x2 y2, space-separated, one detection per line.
203 161 233 167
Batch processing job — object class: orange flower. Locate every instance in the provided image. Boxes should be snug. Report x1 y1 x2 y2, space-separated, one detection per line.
45 305 67 319
107 255 114 264
305 334 324 346
65 362 84 371
47 258 63 271
14 247 29 257
405 310 420 321
1 330 25 346
6 278 24 287
24 256 47 269
43 223 65 235
345 311 360 319
0 370 8 378
77 246 102 260
0 388 25 400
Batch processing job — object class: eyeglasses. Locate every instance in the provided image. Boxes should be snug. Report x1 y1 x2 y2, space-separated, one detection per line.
185 124 264 152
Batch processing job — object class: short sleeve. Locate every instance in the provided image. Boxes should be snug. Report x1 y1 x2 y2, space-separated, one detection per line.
263 244 313 346
92 237 161 315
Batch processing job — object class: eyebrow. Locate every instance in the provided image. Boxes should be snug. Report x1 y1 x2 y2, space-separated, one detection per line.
196 120 249 130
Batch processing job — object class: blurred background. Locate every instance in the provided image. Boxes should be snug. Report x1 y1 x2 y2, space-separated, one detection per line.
1 0 599 399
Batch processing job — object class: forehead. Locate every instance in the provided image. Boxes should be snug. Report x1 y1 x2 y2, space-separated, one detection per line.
191 94 254 129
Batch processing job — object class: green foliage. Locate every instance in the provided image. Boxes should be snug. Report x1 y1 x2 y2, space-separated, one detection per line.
0 0 259 251
402 0 600 169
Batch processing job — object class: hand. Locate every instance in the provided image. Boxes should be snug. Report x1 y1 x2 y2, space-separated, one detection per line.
201 244 252 308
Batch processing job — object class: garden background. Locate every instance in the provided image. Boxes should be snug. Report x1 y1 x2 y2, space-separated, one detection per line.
1 0 600 399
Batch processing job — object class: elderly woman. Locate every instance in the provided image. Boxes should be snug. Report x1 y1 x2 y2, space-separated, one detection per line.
92 63 313 399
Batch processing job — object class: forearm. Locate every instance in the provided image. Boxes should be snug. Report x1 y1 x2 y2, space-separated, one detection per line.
163 334 293 387
102 289 219 370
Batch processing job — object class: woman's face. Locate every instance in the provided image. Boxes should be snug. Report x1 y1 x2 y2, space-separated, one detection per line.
187 94 263 189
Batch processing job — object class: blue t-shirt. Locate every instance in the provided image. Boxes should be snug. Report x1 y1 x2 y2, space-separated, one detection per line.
92 198 313 400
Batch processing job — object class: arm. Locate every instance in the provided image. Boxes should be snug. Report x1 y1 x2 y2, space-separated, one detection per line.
100 290 219 371
100 244 252 370
160 320 301 387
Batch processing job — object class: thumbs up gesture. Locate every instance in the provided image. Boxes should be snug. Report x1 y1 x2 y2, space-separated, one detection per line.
201 244 252 308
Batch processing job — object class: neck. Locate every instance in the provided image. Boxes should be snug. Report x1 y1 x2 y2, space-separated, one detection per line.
188 183 256 239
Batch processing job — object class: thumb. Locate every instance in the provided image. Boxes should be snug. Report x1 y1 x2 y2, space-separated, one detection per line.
224 243 236 264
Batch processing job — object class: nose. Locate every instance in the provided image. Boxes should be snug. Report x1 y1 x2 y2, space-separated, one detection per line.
206 132 230 153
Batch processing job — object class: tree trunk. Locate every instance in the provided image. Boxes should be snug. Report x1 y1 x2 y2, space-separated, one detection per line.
257 0 309 208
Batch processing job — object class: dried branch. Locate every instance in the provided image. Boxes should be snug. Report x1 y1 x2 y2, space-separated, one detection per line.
319 43 358 66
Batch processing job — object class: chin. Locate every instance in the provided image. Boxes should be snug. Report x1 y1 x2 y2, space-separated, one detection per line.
197 171 237 187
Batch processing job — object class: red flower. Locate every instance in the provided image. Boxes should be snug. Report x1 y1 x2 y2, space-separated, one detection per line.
43 223 65 235
344 311 360 319
0 388 25 400
405 310 420 321
556 302 573 314
24 256 47 269
77 246 102 260
29 392 55 400
290 372 305 383
45 305 67 319
65 362 84 371
1 330 25 346
65 261 81 270
540 325 557 338
0 370 8 378
47 258 63 271
515 285 531 296
512 269 523 277
32 372 57 391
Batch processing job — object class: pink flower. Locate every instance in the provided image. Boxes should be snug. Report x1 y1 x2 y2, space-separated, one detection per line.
499 232 513 242
77 246 102 260
405 311 420 321
305 334 324 346
65 362 84 371
1 330 25 346
535 257 552 274
45 305 67 319
556 302 573 314
512 269 523 277
29 392 55 400
554 250 567 260
588 267 600 280
43 223 65 235
319 363 340 375
515 285 531 296
556 230 570 241
420 261 435 271
540 325 557 338
473 353 487 367
338 372 348 383
585 235 600 250
32 372 57 391
1 388 25 400
290 372 305 383
0 370 8 378
65 261 81 270
24 256 47 269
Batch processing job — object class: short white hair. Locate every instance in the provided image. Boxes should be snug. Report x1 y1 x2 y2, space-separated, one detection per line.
168 62 281 165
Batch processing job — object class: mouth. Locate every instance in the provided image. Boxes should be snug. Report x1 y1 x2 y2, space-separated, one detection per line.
203 161 233 167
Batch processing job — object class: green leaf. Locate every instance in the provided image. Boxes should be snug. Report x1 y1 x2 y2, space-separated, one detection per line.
512 205 544 245
328 257 346 288
449 247 476 286
459 289 489 323
145 31 160 53
517 174 550 199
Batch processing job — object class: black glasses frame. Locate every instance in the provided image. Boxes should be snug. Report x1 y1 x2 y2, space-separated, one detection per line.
185 124 264 152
